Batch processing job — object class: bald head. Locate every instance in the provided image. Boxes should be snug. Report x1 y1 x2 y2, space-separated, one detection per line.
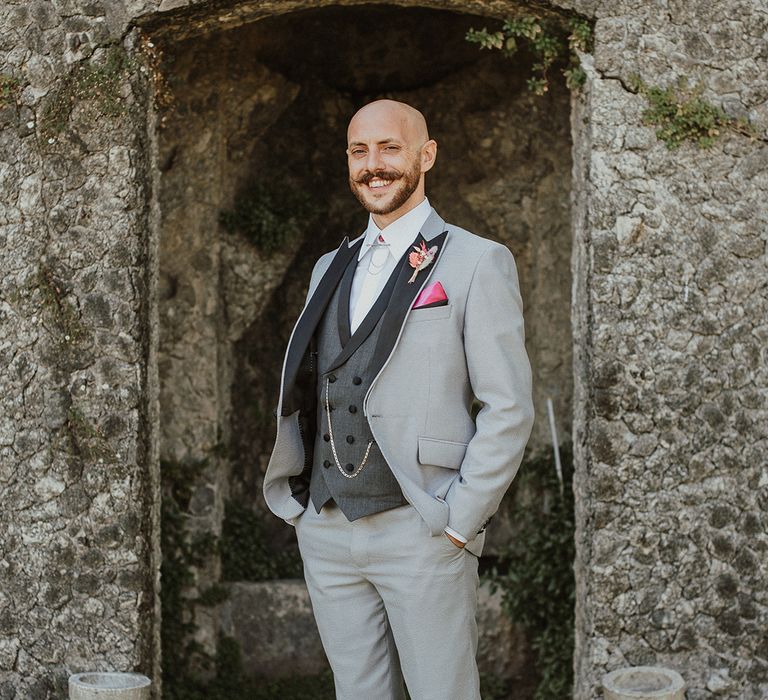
345 98 437 227
347 99 429 150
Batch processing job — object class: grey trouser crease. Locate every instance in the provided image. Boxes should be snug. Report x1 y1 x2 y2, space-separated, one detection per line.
295 502 481 700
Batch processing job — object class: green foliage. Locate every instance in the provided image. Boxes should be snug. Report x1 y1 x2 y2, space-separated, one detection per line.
466 13 759 149
220 499 303 581
466 14 594 94
0 73 21 108
40 43 136 138
161 454 226 693
219 179 314 256
628 73 759 150
487 443 575 700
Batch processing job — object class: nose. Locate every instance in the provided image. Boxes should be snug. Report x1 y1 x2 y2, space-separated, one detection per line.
364 146 385 174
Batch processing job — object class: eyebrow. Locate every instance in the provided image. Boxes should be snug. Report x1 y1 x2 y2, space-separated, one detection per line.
348 139 403 147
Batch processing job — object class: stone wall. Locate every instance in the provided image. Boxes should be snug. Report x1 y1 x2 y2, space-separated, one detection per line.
0 7 160 698
0 0 766 698
570 8 768 699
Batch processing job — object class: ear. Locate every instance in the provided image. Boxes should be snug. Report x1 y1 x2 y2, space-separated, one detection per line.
420 139 437 173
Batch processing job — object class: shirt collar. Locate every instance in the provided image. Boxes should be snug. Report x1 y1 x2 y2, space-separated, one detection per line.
358 196 433 262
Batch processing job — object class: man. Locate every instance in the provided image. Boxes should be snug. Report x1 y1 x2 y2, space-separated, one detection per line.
263 99 534 700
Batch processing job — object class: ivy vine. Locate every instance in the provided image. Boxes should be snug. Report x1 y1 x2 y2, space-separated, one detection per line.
466 14 761 150
466 14 594 94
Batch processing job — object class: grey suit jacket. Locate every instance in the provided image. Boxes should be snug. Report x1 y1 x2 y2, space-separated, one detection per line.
262 206 534 556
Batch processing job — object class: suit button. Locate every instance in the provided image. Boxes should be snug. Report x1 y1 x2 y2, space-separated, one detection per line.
323 460 331 468
352 376 362 385
346 435 354 444
323 433 330 442
349 405 357 413
328 374 337 383
345 463 354 473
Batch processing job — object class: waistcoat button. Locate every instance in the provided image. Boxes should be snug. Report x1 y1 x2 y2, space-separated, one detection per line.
323 460 331 468
328 374 337 383
352 376 362 385
348 405 357 413
346 435 354 444
323 433 330 442
344 463 354 473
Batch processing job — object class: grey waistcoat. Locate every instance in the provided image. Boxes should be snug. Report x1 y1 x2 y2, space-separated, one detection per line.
309 251 408 521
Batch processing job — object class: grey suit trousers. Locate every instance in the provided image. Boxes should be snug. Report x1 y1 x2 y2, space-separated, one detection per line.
295 502 481 700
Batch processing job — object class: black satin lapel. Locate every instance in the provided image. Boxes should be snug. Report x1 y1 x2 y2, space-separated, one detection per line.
336 251 358 348
368 229 449 377
325 256 401 374
281 237 364 415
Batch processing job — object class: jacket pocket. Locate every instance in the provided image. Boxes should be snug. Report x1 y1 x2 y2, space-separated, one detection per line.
417 435 468 470
408 303 452 321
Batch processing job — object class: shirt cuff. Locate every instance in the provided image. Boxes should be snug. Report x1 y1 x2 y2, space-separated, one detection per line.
444 526 468 543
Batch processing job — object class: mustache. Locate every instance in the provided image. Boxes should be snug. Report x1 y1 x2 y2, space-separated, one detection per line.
354 170 401 185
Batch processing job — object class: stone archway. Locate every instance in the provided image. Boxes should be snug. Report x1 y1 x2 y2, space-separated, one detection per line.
4 0 765 697
139 0 582 695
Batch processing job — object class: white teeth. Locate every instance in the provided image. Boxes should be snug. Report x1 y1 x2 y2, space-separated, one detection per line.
369 179 392 188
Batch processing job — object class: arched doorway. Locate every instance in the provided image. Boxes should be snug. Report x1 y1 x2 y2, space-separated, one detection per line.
137 2 580 696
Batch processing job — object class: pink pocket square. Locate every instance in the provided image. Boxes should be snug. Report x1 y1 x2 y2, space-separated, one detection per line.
412 280 448 309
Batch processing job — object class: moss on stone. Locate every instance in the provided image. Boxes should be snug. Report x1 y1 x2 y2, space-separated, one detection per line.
0 73 21 108
218 179 314 257
34 263 88 347
64 405 117 464
40 43 138 138
628 73 759 149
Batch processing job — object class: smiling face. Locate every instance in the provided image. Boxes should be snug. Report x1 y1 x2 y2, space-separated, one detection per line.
346 100 437 228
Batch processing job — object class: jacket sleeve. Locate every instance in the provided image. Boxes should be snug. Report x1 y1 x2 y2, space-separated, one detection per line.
444 242 535 540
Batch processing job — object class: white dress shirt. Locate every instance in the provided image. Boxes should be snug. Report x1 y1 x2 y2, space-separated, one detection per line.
349 195 432 332
348 196 468 545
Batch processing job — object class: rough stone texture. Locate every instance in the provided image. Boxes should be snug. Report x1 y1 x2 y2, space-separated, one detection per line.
1 0 766 699
0 11 159 700
570 9 768 700
218 578 530 683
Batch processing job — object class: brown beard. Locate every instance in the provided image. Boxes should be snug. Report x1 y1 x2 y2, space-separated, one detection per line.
349 156 422 215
